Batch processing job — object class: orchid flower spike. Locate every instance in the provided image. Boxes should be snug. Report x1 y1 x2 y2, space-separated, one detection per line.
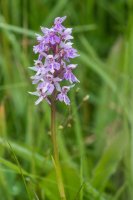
29 16 80 105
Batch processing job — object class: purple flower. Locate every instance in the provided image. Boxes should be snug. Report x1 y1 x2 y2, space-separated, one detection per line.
61 28 73 41
60 42 79 60
29 16 79 105
66 48 79 59
41 28 60 45
54 16 66 32
56 86 71 105
29 91 51 105
64 64 79 83
46 29 60 45
45 55 60 73
33 43 44 54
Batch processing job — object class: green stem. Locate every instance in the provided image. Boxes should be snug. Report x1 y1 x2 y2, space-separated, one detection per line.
51 100 66 200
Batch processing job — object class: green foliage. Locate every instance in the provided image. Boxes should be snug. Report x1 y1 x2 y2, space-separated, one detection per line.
0 0 132 199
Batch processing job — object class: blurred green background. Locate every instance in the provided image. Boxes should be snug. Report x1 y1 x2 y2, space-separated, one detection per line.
0 0 133 199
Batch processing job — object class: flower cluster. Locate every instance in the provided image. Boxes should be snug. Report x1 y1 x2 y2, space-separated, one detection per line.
29 16 79 105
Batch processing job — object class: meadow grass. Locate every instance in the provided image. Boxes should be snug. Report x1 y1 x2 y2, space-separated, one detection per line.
0 0 132 199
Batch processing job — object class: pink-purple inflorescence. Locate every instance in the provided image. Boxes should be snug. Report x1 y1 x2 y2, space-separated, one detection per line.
29 16 79 105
